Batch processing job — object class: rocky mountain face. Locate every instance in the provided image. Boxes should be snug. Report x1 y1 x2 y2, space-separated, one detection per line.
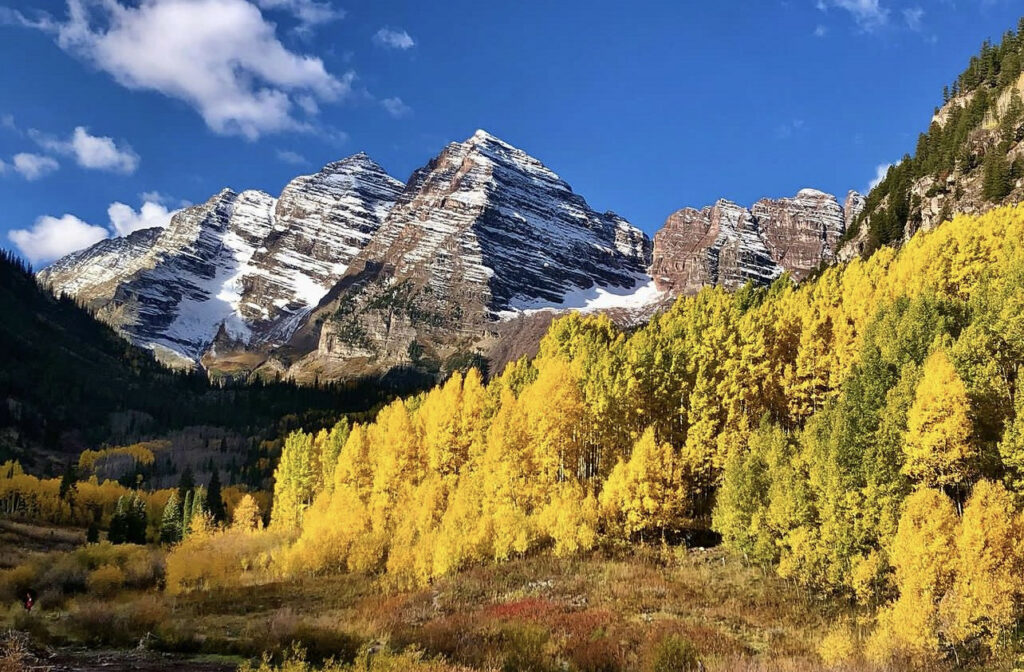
39 155 403 367
40 129 859 383
39 226 162 299
276 130 654 381
651 189 863 294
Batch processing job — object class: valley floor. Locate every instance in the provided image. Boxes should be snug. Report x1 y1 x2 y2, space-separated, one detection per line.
0 540 970 672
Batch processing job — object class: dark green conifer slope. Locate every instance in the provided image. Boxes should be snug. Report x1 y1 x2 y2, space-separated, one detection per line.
0 249 423 473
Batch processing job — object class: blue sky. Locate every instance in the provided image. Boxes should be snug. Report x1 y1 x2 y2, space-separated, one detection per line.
0 0 1021 265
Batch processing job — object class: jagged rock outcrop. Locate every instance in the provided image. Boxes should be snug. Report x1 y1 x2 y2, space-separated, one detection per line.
39 155 403 367
651 189 862 293
843 191 867 234
650 200 778 294
279 130 654 380
755 189 848 281
238 154 404 342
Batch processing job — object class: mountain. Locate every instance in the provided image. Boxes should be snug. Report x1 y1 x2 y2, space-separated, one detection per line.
651 189 863 294
273 130 655 382
40 130 861 383
39 155 403 369
843 27 1024 258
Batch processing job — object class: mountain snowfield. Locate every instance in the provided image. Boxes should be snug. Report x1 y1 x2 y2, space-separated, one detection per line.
39 130 858 378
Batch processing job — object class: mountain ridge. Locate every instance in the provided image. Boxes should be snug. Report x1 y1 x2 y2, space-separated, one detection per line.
39 130 856 383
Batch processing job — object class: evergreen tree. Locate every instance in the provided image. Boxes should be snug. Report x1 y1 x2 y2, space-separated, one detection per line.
160 491 182 544
59 460 77 504
982 150 1013 201
191 486 207 526
182 490 194 537
127 494 148 543
177 466 194 502
108 495 129 544
207 470 226 523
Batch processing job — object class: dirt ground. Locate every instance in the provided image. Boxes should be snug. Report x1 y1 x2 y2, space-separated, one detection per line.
26 648 239 672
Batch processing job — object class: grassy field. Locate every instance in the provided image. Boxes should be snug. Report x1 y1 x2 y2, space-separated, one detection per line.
0 528 944 672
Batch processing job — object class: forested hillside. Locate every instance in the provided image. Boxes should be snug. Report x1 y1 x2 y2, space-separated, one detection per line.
851 19 1024 254
229 202 1024 666
0 249 422 474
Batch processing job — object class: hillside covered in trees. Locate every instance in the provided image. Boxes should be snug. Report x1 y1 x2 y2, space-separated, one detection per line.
850 19 1024 254
0 249 423 475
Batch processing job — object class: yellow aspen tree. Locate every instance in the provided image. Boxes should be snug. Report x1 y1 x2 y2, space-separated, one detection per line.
536 482 598 557
943 480 1024 649
902 348 978 504
869 488 958 661
231 494 262 531
420 372 465 477
319 418 350 495
600 427 686 540
459 368 490 465
333 424 374 498
270 430 319 530
519 356 586 488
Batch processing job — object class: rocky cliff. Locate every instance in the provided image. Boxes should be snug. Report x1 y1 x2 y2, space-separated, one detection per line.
651 189 862 294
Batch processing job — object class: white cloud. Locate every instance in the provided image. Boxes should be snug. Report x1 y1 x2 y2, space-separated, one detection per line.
12 153 59 180
33 126 139 173
8 195 181 265
814 24 828 37
15 0 351 139
903 6 924 31
276 149 308 164
139 190 190 207
820 0 889 31
8 214 109 265
254 0 343 33
373 27 415 50
868 162 893 191
381 96 412 118
108 200 177 236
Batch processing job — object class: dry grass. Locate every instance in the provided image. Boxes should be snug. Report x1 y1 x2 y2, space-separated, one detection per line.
0 519 84 569
0 544 975 671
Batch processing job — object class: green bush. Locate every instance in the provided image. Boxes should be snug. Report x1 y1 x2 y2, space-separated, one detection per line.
648 635 700 672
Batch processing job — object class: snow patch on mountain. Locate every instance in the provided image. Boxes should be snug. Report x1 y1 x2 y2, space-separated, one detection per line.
498 274 665 318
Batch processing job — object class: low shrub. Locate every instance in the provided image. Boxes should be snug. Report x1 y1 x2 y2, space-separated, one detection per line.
0 565 36 601
818 624 858 668
239 644 474 672
65 595 169 647
2 543 163 603
86 564 125 597
165 528 287 595
648 634 700 672
497 622 555 672
0 631 31 672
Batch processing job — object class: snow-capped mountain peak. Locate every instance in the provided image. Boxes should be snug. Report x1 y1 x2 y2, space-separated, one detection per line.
39 153 405 366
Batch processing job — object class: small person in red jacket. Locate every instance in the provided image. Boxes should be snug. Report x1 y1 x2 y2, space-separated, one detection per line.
22 589 36 612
